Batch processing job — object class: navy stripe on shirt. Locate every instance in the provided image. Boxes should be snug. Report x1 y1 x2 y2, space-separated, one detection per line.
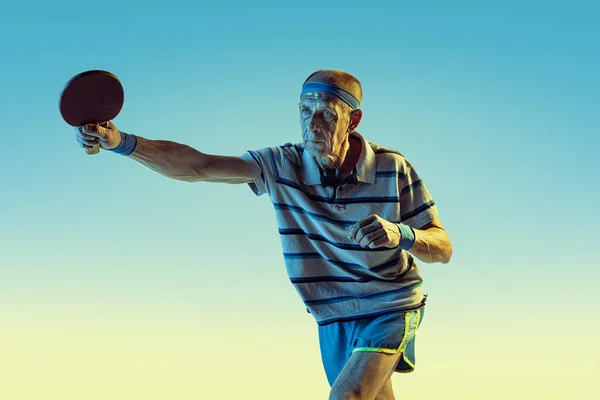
268 147 429 206
400 201 436 223
290 257 412 283
304 282 422 306
376 170 408 180
279 228 396 252
274 203 356 226
284 253 412 274
284 252 367 269
400 179 424 195
275 178 403 204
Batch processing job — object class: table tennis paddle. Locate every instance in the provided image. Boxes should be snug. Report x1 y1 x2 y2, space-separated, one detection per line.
59 70 124 155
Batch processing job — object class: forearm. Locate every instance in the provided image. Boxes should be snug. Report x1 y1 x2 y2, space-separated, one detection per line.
407 227 453 264
128 136 208 182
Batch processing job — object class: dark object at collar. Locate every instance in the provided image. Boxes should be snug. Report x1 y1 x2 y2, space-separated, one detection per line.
320 168 359 188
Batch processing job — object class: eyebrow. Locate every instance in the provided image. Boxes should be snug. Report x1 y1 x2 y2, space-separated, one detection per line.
299 102 338 113
299 96 342 109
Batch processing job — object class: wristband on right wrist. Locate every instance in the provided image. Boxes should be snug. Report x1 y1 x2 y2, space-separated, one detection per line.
110 131 138 156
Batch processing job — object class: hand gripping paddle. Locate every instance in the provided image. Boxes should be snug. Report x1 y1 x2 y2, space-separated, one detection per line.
59 70 124 154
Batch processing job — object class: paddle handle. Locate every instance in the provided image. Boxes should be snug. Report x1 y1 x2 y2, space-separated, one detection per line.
86 143 100 155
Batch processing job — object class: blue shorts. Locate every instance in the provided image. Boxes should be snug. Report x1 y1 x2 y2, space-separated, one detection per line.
317 307 425 386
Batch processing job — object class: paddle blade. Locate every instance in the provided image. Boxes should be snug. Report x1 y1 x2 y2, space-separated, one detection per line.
59 70 124 127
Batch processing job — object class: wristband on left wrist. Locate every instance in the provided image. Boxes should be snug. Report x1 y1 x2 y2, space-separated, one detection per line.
395 223 416 250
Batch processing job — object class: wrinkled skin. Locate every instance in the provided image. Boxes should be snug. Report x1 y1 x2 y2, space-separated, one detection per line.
299 92 362 176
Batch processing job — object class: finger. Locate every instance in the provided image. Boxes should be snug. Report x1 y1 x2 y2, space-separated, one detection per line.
360 228 386 248
93 123 116 144
75 126 98 141
80 124 97 136
354 222 382 244
348 215 377 240
99 120 114 129
76 131 98 146
81 123 107 140
76 132 99 147
76 136 94 149
368 235 393 249
76 135 100 155
359 214 377 228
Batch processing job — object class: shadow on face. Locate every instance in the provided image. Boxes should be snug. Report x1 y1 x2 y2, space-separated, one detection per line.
300 92 353 157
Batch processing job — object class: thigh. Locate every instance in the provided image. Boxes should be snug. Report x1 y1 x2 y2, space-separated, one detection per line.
329 351 402 400
318 320 357 387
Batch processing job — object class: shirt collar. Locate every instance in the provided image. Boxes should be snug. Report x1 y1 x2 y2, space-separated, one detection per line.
302 132 376 185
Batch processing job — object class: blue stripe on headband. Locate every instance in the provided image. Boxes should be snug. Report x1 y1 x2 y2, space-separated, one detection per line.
300 82 361 110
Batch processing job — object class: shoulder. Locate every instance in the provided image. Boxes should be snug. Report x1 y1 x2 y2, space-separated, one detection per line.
276 142 304 168
249 142 302 163
368 141 414 173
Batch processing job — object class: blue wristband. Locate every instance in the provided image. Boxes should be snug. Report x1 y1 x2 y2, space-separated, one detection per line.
110 131 138 156
395 223 416 250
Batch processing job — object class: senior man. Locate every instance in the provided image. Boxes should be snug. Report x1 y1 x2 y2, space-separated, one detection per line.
76 69 453 400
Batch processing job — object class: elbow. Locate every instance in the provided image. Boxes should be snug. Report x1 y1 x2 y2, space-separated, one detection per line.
441 242 453 264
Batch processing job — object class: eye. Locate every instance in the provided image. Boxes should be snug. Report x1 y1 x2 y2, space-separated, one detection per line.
323 110 336 121
300 107 312 118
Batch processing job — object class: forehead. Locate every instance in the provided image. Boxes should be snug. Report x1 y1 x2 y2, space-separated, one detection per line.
300 91 342 107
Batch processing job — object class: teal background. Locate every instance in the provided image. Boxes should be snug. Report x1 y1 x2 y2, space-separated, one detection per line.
1 1 598 398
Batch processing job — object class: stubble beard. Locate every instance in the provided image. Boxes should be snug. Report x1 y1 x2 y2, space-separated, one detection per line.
316 134 350 176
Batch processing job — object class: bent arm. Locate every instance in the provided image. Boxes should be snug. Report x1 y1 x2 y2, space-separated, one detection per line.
408 217 453 264
129 136 253 184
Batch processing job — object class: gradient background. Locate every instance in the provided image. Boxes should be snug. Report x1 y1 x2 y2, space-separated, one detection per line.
1 1 599 399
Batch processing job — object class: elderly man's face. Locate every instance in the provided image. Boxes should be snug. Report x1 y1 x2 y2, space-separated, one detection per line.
299 92 352 157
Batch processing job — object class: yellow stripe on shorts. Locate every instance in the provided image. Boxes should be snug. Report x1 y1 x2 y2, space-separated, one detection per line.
351 309 420 355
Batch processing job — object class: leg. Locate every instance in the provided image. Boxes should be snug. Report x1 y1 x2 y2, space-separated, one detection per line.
328 351 402 400
375 378 395 400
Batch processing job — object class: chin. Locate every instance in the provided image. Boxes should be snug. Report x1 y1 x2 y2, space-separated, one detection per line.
304 144 329 157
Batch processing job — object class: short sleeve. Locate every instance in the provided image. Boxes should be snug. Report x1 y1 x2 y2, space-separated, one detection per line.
399 165 440 228
240 146 286 197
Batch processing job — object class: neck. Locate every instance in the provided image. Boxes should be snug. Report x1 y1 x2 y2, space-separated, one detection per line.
316 133 362 178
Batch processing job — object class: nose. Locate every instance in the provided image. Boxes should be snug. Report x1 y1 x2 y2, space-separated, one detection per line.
308 114 322 134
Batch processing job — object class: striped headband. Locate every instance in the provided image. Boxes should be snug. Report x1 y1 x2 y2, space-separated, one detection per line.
300 82 361 110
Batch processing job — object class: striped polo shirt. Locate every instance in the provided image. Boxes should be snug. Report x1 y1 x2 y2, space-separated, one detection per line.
240 132 439 325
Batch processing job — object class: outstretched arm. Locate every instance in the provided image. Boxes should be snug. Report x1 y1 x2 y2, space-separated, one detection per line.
129 136 253 184
76 122 253 184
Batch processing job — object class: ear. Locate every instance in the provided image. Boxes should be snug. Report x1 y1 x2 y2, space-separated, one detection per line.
348 109 363 132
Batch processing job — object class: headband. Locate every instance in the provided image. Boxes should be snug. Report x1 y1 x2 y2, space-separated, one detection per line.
300 82 361 110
